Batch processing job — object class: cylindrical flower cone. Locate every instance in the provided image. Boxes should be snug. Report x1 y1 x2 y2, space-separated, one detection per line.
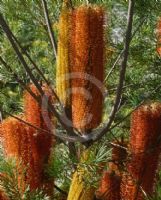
96 140 127 200
109 140 127 176
67 150 95 200
121 102 161 200
1 84 54 194
1 117 36 190
96 171 121 200
56 2 71 108
23 84 54 193
24 83 53 129
71 5 105 132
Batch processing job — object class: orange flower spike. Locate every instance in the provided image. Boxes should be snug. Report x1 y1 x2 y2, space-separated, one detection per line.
121 103 161 200
71 5 105 132
1 117 35 190
1 83 54 193
109 140 128 175
24 83 53 130
23 84 54 191
24 84 41 127
1 117 24 158
96 171 121 200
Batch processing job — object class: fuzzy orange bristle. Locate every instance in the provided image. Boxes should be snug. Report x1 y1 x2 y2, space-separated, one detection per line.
1 117 37 189
23 84 53 158
109 140 127 176
24 84 41 127
71 5 105 132
23 84 54 192
96 171 121 200
1 84 54 194
121 103 161 200
1 116 27 158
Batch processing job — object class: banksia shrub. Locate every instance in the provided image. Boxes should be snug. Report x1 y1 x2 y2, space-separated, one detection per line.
96 171 121 200
67 150 95 200
71 5 105 131
56 1 71 108
121 102 161 200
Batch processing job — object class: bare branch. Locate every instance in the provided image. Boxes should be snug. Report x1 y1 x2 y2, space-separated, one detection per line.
0 109 50 134
69 0 74 9
104 51 124 83
41 0 57 58
54 184 67 195
0 108 84 143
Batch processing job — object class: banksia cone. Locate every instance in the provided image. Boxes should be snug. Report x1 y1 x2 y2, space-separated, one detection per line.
1 117 36 189
71 5 105 132
24 84 53 129
1 116 28 159
121 102 161 200
96 171 121 200
23 84 54 191
56 1 71 107
109 140 127 176
96 140 127 200
67 150 95 200
156 18 161 56
0 84 54 194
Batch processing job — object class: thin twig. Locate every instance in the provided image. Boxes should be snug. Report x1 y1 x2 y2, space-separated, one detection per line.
109 82 161 132
41 0 57 58
0 56 40 102
11 33 61 105
54 184 67 195
69 0 74 9
104 16 146 83
0 13 44 96
0 109 49 134
0 106 85 143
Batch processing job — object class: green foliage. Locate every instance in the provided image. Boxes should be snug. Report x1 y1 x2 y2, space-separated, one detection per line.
46 144 73 192
0 155 50 200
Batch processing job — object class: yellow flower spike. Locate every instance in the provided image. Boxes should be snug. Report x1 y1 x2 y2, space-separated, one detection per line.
67 149 95 200
56 2 71 108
